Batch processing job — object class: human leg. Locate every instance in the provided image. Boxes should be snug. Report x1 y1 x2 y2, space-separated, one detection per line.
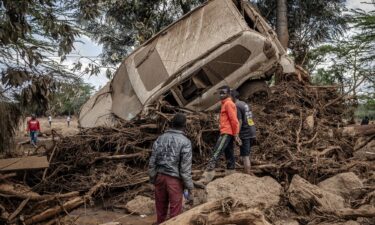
154 174 169 224
240 138 251 174
166 175 183 219
206 134 231 171
224 136 235 169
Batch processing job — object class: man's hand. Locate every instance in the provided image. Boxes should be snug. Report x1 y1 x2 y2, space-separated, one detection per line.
235 135 242 146
186 189 194 206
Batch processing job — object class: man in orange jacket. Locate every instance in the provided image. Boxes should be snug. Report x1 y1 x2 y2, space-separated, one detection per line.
198 86 240 185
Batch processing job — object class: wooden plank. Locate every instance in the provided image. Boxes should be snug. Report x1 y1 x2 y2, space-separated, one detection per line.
0 156 49 171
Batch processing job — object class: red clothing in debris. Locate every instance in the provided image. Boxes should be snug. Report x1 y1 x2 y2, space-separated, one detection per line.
27 119 40 131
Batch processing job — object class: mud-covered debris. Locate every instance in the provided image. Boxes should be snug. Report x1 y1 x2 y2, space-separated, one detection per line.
206 173 282 209
318 172 363 199
125 195 155 215
288 175 345 215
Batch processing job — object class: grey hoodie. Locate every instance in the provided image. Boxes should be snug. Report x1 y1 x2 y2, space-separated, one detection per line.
148 129 193 190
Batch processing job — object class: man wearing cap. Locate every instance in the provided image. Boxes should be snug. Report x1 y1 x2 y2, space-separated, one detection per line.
199 85 240 184
231 90 256 174
149 113 193 224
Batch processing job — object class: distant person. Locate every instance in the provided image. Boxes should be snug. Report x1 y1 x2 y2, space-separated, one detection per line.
48 115 52 127
149 113 193 224
361 116 369 125
231 90 256 175
67 116 71 127
27 114 40 147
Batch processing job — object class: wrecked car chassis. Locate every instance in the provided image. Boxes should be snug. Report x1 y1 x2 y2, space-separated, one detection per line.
79 0 295 127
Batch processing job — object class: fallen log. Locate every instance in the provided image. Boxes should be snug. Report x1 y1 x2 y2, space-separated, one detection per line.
161 197 271 225
0 173 16 180
7 197 29 222
92 152 149 163
0 156 49 172
24 197 83 225
0 183 79 201
24 180 106 225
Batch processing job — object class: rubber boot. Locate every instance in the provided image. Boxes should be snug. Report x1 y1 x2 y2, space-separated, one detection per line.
242 156 252 175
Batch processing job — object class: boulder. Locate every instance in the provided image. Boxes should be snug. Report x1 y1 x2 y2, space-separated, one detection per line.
125 195 154 215
206 173 282 209
288 175 345 215
318 172 363 199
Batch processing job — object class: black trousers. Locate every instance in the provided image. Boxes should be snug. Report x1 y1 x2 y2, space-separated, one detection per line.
206 134 235 170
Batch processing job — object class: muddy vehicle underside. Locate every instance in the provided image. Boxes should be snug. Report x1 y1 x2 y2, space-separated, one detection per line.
79 0 295 128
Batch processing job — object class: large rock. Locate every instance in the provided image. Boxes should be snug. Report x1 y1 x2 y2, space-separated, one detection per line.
206 173 282 209
288 175 345 215
125 195 155 215
318 172 363 199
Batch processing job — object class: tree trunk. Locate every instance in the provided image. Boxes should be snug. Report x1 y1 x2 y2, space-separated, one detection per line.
276 0 289 49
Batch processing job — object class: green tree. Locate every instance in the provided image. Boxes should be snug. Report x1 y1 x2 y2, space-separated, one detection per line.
48 81 95 116
352 5 375 61
0 0 99 106
253 0 347 66
0 0 99 151
81 0 205 67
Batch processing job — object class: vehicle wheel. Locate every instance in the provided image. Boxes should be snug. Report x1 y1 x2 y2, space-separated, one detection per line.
238 80 270 103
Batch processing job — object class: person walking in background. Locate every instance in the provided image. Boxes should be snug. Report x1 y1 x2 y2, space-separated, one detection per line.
149 113 194 224
67 115 71 127
27 114 40 147
48 115 52 127
231 90 256 174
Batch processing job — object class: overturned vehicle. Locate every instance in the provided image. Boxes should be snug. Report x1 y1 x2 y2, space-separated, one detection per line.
79 0 295 128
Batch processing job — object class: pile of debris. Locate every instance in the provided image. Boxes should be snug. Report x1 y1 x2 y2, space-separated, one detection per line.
0 79 374 225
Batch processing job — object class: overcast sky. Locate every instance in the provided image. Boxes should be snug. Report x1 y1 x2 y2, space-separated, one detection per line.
72 0 375 90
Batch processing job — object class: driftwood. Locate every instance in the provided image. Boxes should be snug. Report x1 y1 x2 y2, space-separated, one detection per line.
24 180 106 225
162 197 271 225
7 197 29 221
92 151 149 163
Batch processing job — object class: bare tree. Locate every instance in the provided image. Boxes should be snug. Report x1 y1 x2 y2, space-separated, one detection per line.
276 0 289 49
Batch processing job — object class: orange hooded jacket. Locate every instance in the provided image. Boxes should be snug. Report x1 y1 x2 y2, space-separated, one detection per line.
220 97 239 136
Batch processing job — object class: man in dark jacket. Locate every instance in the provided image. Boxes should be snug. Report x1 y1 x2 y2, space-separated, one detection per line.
231 90 256 174
149 113 193 224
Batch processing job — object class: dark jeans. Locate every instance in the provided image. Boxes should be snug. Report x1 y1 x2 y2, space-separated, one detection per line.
240 138 252 156
207 134 235 170
30 131 38 145
154 173 183 224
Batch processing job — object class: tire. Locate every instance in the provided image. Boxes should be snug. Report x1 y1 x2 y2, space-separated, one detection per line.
238 80 270 102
